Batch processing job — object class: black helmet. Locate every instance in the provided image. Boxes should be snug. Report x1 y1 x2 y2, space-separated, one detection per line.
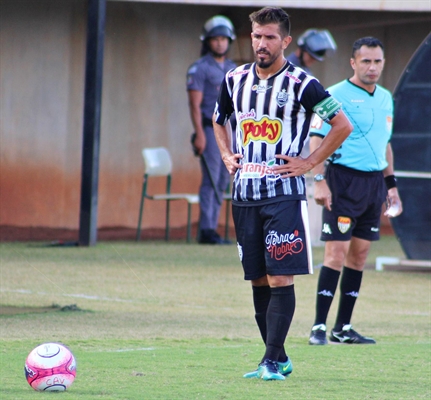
200 15 236 42
297 29 337 61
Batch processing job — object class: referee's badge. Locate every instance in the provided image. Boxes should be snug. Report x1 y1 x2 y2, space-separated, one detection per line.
337 216 351 234
275 89 289 107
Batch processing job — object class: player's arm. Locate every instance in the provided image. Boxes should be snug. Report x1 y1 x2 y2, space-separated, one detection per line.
274 109 352 177
383 142 403 217
309 134 333 210
212 77 242 175
187 89 206 155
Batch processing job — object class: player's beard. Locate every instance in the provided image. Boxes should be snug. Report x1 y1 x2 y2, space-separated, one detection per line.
255 49 277 69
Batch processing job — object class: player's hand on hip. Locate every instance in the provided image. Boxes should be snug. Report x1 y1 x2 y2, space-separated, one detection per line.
222 153 243 175
314 180 332 211
273 155 313 178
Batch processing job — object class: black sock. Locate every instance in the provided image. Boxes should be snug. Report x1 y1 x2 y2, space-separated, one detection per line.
333 266 363 332
252 285 288 363
262 285 295 363
314 266 340 326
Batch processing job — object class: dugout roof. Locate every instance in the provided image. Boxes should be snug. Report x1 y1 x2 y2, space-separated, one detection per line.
111 0 430 12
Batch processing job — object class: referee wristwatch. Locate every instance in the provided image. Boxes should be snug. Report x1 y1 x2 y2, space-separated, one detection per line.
313 174 325 182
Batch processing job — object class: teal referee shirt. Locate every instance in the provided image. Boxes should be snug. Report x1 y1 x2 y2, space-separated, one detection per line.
310 79 393 172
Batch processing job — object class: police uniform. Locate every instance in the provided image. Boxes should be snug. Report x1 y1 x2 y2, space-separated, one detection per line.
310 79 393 242
286 52 311 74
214 61 342 279
186 53 236 235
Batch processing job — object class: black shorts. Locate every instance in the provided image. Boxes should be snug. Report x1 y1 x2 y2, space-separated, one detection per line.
232 200 313 280
321 163 387 242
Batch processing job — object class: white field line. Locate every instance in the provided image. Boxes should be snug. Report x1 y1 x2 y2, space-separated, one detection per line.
0 288 138 303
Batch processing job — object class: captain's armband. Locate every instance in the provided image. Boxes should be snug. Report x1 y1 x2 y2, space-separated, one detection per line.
313 97 342 122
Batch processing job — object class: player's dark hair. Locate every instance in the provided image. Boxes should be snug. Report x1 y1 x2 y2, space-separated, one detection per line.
351 37 384 58
249 7 290 38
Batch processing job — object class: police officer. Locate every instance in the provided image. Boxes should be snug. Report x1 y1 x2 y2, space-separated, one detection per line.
187 15 236 244
286 28 337 74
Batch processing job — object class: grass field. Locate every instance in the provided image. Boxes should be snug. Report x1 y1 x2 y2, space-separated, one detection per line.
0 236 430 399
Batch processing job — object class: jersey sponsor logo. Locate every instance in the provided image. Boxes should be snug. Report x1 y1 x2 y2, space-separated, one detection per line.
240 160 279 181
275 89 289 107
252 84 272 93
311 114 324 130
228 69 250 78
266 229 304 260
285 70 301 83
313 96 342 120
337 217 351 234
240 115 282 146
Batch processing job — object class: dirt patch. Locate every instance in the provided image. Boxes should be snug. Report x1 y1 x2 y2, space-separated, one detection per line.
0 304 85 316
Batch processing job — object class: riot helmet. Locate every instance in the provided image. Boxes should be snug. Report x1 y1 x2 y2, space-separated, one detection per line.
297 29 337 61
200 15 236 42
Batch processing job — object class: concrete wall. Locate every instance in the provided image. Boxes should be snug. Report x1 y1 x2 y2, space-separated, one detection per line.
1 0 430 230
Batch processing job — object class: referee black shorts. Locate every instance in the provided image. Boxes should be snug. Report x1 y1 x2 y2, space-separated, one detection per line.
321 163 387 242
232 200 313 280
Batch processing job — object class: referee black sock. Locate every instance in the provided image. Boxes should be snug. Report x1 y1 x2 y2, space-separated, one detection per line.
252 285 288 363
333 266 363 332
262 285 295 363
314 266 340 326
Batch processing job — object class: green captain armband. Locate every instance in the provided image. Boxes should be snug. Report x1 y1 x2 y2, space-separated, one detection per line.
313 97 342 122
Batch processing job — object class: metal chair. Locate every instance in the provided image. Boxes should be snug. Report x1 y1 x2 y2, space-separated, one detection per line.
136 147 199 243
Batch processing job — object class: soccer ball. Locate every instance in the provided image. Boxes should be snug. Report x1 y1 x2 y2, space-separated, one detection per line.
24 342 76 391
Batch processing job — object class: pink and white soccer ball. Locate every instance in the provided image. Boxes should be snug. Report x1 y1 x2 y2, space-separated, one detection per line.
24 342 76 391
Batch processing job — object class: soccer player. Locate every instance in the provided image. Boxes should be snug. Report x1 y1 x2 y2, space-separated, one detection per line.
213 7 352 380
187 15 237 244
308 37 403 346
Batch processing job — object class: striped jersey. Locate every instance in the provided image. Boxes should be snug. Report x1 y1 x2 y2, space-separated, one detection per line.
214 61 341 205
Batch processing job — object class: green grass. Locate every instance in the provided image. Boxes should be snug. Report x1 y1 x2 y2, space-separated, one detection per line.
0 236 430 399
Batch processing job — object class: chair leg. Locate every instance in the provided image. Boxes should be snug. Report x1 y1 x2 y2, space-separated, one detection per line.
165 200 170 241
136 179 147 241
186 203 192 243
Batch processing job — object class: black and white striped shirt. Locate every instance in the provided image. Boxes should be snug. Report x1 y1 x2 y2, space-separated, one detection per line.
214 61 340 205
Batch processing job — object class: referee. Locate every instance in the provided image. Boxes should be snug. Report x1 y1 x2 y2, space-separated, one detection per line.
213 7 352 380
308 37 403 346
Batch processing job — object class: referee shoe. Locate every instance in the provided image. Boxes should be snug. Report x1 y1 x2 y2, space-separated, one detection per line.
309 324 328 345
329 324 376 344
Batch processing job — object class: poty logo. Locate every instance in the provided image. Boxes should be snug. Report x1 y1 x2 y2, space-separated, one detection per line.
241 116 282 146
265 230 304 260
